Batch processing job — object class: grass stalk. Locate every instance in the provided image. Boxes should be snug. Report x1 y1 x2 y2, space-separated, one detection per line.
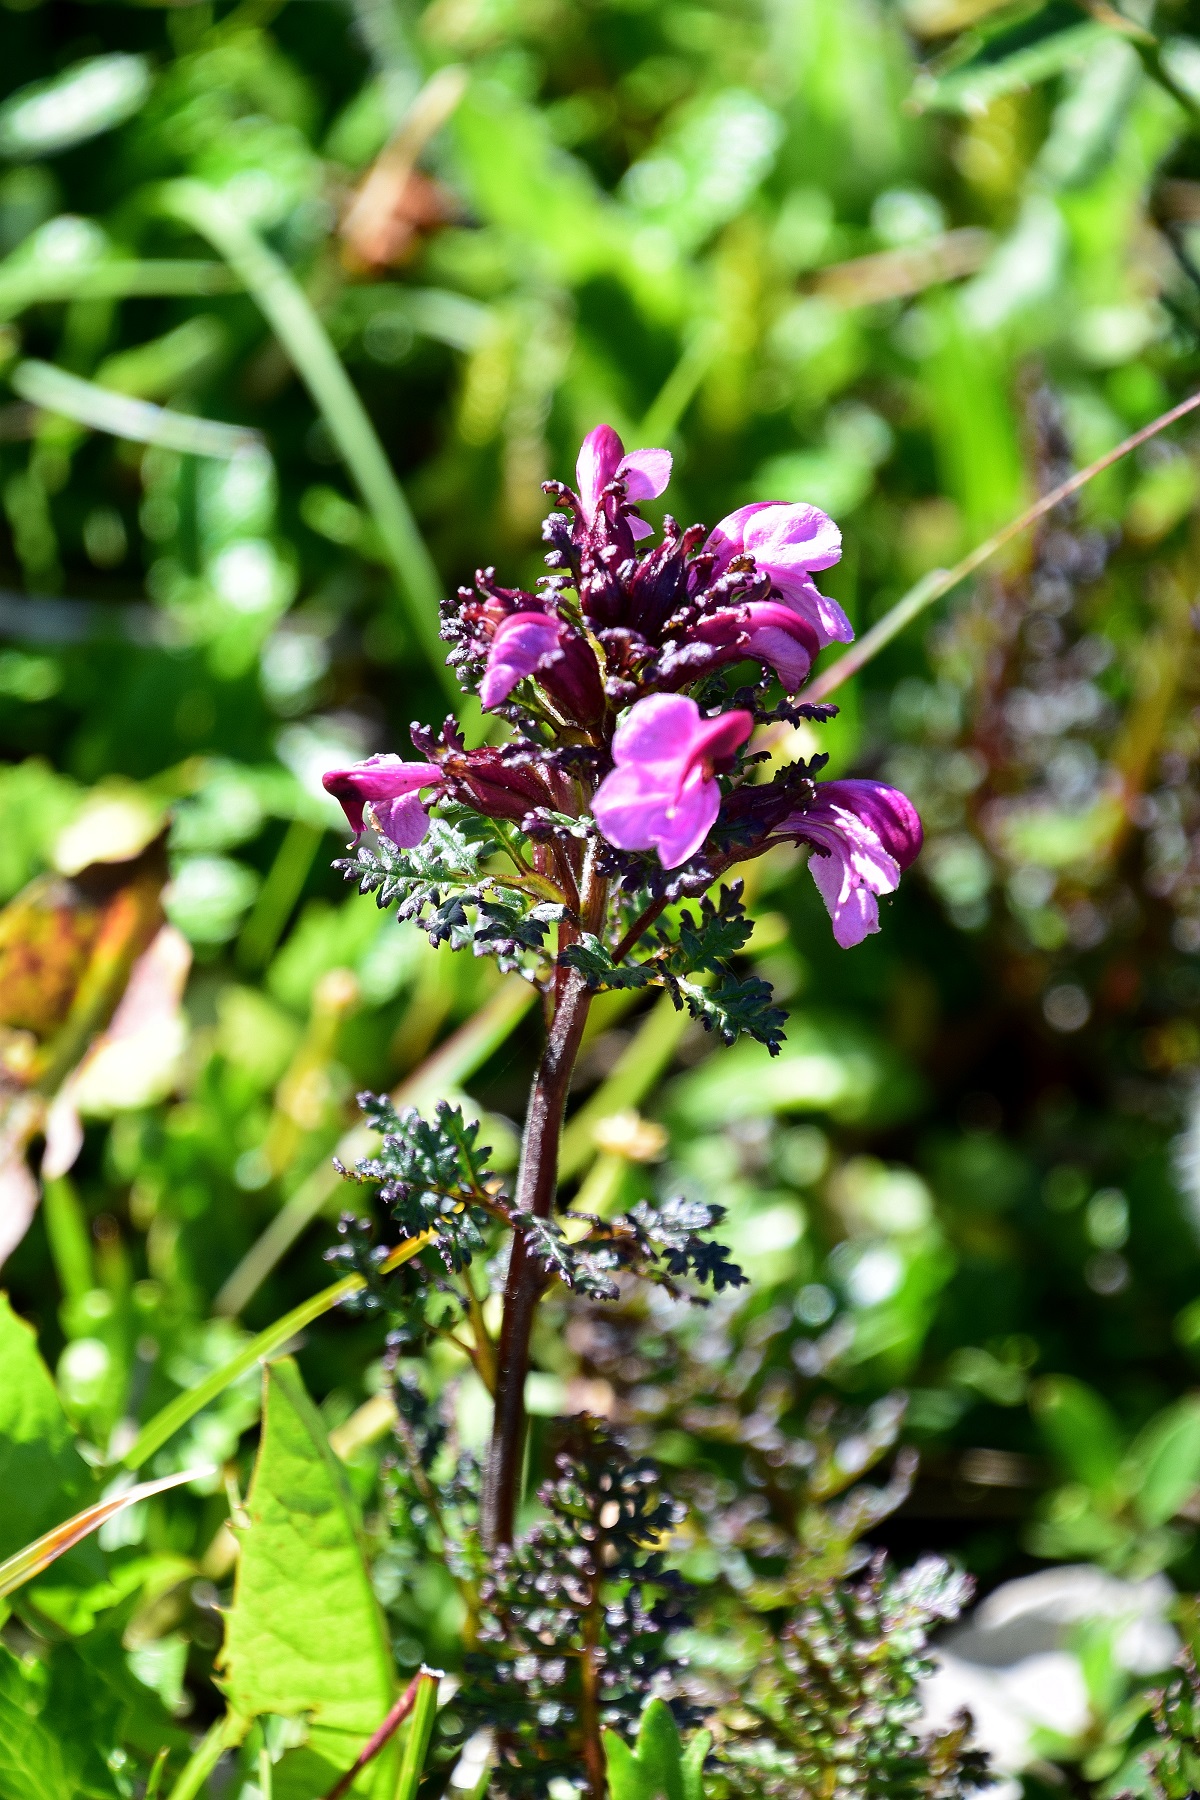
122 1233 434 1471
806 385 1200 702
160 179 454 699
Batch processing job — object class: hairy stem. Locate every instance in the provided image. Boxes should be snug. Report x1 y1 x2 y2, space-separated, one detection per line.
579 1586 606 1800
483 859 607 1548
611 894 668 963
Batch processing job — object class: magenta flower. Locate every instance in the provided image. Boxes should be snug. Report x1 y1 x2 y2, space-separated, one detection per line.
576 424 672 542
706 501 851 649
693 599 822 692
785 779 923 948
479 610 604 721
323 755 445 849
592 694 753 868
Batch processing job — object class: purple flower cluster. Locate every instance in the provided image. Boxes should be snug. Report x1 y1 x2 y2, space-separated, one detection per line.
325 426 921 948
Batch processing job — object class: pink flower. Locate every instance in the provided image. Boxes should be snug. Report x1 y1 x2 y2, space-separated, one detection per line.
706 501 851 649
693 600 822 692
480 613 562 709
479 611 604 721
592 693 753 868
785 779 923 948
576 424 672 542
323 755 445 849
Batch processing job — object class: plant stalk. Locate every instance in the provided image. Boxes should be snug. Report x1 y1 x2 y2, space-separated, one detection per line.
483 857 607 1548
482 965 594 1547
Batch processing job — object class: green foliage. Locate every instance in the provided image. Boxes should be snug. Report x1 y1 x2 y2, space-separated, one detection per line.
562 886 787 1051
604 1699 711 1800
220 1359 398 1798
0 1641 113 1800
457 1424 689 1799
335 1095 501 1271
7 0 1200 1791
0 1295 103 1623
709 1555 989 1800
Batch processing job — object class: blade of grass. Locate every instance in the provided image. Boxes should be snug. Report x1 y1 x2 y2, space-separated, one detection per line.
0 259 240 321
213 974 538 1317
235 818 323 973
0 1467 211 1598
165 1714 250 1800
122 1232 435 1472
11 359 260 458
805 385 1200 702
160 179 454 699
144 1748 170 1800
396 1668 442 1800
635 321 722 447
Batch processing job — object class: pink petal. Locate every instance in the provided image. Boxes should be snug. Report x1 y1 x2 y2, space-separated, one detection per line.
687 708 754 771
652 766 721 866
744 503 842 572
808 846 880 947
374 791 433 850
592 763 720 868
817 779 924 869
480 612 562 709
0 1149 39 1269
617 447 672 504
611 693 703 770
42 1091 84 1181
591 763 665 849
576 424 625 522
768 571 855 646
705 503 767 573
746 622 814 691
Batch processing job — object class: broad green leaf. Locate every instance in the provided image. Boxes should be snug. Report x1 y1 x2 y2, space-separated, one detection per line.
0 1295 103 1611
604 1699 711 1800
0 1629 181 1800
0 1645 88 1800
1030 1375 1125 1493
219 1358 396 1799
1124 1396 1200 1528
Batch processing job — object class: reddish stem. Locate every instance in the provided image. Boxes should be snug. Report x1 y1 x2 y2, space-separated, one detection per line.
322 1671 422 1800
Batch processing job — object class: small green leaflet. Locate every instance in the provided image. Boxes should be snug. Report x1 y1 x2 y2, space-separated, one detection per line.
604 1698 710 1800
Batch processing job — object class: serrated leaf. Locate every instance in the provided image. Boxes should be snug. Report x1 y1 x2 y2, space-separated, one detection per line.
220 1358 397 1799
668 970 786 1055
340 1096 499 1270
559 933 653 991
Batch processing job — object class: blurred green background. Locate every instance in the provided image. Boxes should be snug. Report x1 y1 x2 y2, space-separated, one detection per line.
8 0 1200 1788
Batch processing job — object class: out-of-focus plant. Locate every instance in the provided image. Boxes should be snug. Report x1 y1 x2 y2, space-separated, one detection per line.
8 0 1200 1793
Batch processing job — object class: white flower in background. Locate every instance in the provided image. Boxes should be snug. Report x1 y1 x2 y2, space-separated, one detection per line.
921 1563 1178 1790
